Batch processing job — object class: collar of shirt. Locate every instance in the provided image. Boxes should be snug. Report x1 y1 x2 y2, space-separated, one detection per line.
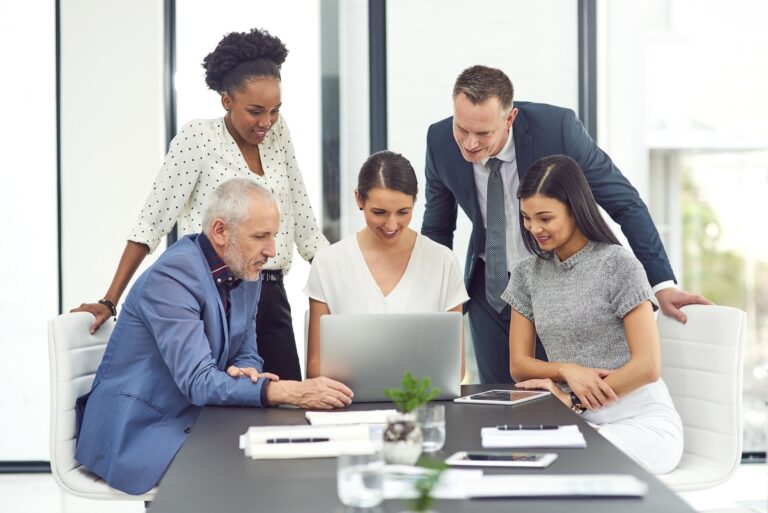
198 232 242 294
481 126 516 166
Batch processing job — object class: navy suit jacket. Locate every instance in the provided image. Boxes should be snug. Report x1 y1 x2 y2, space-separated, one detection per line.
75 235 268 495
421 101 675 289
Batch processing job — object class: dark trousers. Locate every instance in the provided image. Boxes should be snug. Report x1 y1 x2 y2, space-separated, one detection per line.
255 278 302 381
466 260 547 384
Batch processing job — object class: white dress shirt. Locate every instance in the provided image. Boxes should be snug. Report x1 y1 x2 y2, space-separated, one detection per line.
473 128 530 272
128 115 328 273
304 233 469 313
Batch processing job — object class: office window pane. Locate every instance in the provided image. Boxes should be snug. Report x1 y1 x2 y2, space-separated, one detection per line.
598 0 768 453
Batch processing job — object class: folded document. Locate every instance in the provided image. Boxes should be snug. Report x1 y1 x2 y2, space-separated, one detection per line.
239 425 375 459
481 425 586 449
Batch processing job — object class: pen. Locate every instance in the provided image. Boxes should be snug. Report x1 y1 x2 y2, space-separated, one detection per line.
496 424 558 430
266 437 331 444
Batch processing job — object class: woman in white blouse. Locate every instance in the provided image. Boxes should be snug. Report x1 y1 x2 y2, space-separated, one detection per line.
72 29 326 380
304 151 469 378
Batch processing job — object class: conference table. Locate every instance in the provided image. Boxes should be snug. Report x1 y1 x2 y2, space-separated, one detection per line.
147 384 695 512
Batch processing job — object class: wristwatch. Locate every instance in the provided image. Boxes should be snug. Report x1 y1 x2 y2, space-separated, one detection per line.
569 392 585 415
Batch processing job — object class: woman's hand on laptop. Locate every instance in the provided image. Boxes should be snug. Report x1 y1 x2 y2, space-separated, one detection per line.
266 377 354 409
226 365 280 383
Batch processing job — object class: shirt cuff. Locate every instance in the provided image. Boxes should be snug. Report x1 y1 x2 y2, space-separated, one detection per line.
652 280 677 294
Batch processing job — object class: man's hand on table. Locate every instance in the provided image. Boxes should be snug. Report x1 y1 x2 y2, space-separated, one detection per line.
266 376 354 409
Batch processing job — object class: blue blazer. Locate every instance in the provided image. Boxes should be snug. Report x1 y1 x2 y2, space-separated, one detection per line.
421 102 675 288
75 235 267 495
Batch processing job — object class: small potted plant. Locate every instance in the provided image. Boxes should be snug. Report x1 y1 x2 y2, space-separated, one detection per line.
382 372 440 465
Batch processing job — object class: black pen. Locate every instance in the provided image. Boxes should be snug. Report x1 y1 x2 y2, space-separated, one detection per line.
496 424 558 430
266 437 331 444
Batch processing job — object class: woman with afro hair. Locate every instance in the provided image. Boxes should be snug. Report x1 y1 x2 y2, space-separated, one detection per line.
72 28 326 381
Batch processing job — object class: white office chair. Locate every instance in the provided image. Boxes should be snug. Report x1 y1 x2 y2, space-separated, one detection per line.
657 305 746 492
47 312 157 500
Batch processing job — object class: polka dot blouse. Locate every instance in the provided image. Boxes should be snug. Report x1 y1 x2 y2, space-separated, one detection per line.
128 115 328 273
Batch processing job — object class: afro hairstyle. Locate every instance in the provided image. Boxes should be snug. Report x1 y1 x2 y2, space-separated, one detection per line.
202 28 288 93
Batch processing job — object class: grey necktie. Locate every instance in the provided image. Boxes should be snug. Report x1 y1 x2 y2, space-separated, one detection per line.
485 158 507 312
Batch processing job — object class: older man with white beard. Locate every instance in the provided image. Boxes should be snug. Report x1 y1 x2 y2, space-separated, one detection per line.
74 178 352 495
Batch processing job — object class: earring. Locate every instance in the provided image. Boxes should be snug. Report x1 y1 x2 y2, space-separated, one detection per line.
359 207 363 211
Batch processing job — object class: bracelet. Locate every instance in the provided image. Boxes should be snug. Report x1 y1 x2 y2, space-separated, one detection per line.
569 392 585 415
98 299 117 317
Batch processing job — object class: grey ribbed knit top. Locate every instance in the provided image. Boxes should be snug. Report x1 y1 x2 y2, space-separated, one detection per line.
501 241 658 370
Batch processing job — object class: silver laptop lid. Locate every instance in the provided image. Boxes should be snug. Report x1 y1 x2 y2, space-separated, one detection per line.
319 312 462 403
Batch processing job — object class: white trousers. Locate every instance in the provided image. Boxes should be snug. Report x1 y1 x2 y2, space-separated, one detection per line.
582 379 683 474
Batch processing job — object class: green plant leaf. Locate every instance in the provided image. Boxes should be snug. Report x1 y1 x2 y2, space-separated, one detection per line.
384 371 441 413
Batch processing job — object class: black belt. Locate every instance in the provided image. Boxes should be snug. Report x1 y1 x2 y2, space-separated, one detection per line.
261 270 283 283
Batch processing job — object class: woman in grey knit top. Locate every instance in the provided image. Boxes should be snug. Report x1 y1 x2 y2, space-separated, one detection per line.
502 155 683 474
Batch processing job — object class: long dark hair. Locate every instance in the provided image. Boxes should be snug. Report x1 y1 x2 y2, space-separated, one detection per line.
518 155 620 258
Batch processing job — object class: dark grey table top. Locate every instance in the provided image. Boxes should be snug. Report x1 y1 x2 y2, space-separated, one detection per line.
148 384 695 513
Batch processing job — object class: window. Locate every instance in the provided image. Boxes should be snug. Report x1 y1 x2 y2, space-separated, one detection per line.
599 0 768 453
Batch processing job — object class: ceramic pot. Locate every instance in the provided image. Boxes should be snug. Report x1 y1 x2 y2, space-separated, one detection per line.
382 412 423 465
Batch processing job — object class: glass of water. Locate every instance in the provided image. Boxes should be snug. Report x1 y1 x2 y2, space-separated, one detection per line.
416 403 446 452
337 451 384 508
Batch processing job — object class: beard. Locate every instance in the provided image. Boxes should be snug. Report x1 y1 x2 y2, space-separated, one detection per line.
222 236 263 282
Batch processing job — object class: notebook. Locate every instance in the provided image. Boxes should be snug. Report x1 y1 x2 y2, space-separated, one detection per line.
238 425 375 459
319 312 462 402
481 425 587 448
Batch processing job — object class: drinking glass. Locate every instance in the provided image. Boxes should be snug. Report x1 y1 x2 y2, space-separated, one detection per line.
416 403 446 452
336 451 384 507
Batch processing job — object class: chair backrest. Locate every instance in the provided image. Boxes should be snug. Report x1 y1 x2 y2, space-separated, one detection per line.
658 304 746 479
48 312 114 494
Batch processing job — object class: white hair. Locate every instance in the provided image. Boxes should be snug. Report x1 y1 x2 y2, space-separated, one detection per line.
202 178 277 234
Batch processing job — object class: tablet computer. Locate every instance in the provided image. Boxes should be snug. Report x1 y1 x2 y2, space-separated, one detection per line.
446 451 558 468
453 389 551 405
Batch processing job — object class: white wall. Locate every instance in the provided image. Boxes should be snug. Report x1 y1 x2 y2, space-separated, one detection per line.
0 0 165 462
59 0 166 313
0 0 57 461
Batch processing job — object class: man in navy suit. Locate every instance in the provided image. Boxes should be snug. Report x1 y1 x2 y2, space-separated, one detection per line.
422 65 709 384
75 178 353 495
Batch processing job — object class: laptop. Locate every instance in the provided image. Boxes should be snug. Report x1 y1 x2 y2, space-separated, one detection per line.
319 312 463 403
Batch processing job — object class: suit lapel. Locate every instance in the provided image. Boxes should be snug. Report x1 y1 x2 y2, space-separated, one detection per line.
456 157 478 213
513 107 533 178
214 293 230 370
194 237 230 369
